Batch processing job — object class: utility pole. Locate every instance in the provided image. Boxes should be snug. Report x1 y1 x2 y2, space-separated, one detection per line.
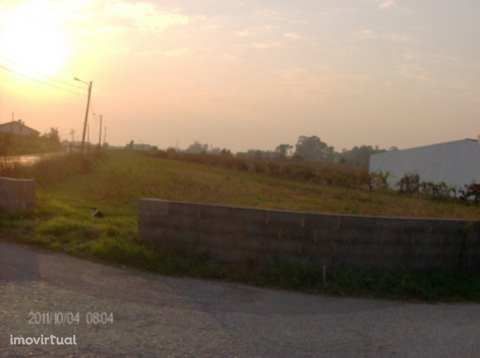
87 123 90 146
75 78 93 154
98 115 103 148
103 126 107 146
69 129 75 153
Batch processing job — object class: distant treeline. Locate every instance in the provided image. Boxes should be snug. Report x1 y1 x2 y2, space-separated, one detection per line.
0 128 62 156
128 135 395 190
177 136 396 169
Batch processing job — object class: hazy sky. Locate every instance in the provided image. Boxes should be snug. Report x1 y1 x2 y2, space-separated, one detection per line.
0 0 479 151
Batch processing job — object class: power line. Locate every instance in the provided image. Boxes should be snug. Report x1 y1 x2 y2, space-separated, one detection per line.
0 63 83 95
0 64 82 95
39 76 84 91
0 64 83 95
0 55 84 91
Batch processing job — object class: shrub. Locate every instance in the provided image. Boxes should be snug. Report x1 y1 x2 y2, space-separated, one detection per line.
368 172 389 191
420 182 456 200
459 183 480 203
397 174 420 194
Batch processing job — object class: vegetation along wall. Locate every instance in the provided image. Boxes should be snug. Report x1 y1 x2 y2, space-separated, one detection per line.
139 199 480 272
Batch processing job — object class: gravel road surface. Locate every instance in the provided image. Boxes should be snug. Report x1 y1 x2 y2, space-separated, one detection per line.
0 241 479 357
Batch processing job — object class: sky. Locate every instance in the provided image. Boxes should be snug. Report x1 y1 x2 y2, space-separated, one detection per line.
0 0 478 152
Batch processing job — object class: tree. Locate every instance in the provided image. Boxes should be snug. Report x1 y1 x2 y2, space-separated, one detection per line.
126 140 135 149
43 128 60 145
185 141 209 154
341 145 385 168
294 136 335 162
275 144 293 159
209 147 232 156
0 133 12 155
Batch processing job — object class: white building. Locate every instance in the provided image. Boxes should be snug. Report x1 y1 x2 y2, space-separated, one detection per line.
0 120 39 137
369 139 480 189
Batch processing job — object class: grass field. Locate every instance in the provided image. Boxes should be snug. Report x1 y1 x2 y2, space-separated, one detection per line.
2 150 480 301
31 150 480 218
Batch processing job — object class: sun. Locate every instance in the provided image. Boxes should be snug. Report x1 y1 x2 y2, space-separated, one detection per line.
0 1 71 78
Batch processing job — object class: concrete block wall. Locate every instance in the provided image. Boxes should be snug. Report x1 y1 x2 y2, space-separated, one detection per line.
139 198 480 272
0 177 36 213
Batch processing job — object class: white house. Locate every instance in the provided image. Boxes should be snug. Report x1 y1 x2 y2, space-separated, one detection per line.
0 120 39 137
369 139 480 190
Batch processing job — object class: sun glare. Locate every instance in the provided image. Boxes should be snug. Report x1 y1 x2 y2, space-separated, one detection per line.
0 1 71 78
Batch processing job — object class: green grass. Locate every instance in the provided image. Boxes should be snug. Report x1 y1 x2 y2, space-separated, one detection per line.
33 150 480 219
2 150 480 301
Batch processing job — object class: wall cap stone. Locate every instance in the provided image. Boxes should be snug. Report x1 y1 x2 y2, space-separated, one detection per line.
140 198 479 224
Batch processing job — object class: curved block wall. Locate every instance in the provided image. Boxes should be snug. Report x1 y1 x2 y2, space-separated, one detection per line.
139 199 480 272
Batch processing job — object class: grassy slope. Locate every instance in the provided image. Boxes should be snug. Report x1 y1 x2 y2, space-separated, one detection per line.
3 150 480 301
46 150 480 219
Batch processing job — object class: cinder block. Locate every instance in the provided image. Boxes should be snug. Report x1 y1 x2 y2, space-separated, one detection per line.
138 198 480 272
0 177 35 213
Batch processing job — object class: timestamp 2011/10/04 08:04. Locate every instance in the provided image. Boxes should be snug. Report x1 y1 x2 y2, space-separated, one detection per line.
28 311 115 326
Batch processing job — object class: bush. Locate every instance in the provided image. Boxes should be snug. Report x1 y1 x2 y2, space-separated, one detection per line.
397 175 459 202
459 183 480 203
368 172 389 191
397 174 420 194
420 182 456 200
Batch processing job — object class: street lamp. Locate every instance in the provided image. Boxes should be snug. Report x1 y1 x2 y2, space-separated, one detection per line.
75 77 93 154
